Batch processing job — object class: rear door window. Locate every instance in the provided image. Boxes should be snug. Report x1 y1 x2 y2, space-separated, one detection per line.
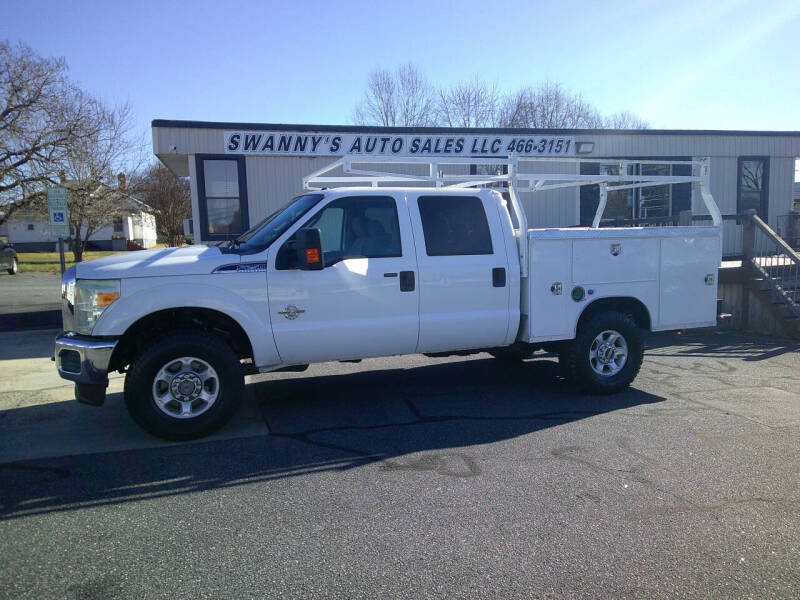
417 195 493 256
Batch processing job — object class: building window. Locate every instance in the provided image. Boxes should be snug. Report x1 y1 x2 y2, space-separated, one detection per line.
738 157 769 219
196 156 249 240
639 164 671 218
418 195 493 256
113 217 124 232
27 223 34 231
579 157 692 225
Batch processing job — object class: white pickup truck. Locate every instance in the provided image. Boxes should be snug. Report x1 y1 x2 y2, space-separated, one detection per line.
54 156 722 440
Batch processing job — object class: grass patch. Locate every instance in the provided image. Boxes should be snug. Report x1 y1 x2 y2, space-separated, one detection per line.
16 245 170 273
18 251 122 273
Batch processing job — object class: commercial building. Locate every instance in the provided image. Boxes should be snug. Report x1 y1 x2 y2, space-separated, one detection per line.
152 120 800 257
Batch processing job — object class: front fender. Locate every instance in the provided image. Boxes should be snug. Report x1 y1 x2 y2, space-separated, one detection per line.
92 278 280 368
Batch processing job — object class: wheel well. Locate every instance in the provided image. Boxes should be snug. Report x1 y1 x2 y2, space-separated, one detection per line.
108 307 254 372
576 297 651 335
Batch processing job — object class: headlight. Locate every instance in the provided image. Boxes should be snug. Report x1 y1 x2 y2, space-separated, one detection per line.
61 267 76 305
74 279 120 334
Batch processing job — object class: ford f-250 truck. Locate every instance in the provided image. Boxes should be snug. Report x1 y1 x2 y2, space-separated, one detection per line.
54 156 722 440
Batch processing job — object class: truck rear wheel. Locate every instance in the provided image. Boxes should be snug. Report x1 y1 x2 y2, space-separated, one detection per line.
560 311 643 394
124 332 245 440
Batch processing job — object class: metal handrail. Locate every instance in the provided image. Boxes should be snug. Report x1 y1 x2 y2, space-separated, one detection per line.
748 213 800 266
743 210 800 317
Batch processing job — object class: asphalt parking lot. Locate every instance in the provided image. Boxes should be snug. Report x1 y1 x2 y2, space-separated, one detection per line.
1 328 799 599
0 272 61 331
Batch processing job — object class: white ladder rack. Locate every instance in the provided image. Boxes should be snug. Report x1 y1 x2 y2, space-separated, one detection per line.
303 155 720 278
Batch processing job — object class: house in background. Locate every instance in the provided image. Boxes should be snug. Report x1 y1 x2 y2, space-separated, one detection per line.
3 174 157 252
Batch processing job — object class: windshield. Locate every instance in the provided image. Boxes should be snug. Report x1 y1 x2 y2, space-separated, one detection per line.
233 193 324 252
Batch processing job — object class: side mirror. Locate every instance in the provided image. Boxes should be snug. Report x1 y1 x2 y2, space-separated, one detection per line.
296 227 323 270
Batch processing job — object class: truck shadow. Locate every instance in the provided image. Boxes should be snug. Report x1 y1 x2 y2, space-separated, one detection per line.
0 356 664 520
645 330 800 361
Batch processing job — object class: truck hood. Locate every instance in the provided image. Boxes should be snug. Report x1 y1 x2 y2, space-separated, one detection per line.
75 245 239 279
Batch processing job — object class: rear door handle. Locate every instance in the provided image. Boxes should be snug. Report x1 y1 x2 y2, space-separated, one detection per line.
399 270 415 292
492 267 506 287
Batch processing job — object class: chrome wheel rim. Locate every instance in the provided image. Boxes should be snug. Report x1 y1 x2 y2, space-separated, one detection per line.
589 330 628 377
11 259 17 273
152 356 219 419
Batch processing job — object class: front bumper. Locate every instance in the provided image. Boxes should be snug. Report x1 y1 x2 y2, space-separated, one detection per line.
53 332 118 385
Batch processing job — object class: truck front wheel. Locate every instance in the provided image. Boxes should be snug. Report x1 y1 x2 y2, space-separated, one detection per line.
560 311 644 394
124 332 245 440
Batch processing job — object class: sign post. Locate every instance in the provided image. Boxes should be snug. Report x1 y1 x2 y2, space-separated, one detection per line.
47 187 69 274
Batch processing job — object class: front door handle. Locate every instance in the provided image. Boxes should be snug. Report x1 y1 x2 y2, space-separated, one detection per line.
492 267 506 287
399 270 415 292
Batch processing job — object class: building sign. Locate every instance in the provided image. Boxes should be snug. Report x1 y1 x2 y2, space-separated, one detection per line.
47 187 70 238
224 131 575 158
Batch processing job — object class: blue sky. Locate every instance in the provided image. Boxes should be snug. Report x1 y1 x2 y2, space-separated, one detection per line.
3 0 799 144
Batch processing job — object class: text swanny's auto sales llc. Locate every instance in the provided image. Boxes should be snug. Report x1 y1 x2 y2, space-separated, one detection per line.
224 131 575 157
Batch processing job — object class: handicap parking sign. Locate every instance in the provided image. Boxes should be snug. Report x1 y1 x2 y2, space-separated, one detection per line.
47 187 70 237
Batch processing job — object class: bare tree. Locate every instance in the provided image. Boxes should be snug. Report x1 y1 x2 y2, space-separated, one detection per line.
499 81 648 129
353 62 436 126
436 77 501 128
135 162 191 247
601 110 649 129
0 41 99 224
395 63 436 127
58 100 146 261
499 81 598 128
353 63 648 131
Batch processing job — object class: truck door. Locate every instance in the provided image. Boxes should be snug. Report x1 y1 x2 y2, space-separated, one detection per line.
408 192 512 353
267 194 419 364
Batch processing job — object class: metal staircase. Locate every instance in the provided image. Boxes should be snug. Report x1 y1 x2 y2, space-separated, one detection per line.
742 210 800 335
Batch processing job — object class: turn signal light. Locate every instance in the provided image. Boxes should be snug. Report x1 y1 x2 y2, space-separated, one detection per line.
306 248 320 264
96 291 120 307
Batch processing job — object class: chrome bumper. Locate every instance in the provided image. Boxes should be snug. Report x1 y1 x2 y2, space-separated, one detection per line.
54 333 118 385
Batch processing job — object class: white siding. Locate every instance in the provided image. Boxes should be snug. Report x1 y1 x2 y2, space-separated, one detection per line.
517 159 579 228
6 210 155 247
245 156 332 221
6 212 53 244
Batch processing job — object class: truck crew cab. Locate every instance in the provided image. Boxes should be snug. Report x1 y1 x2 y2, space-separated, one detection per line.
54 156 722 440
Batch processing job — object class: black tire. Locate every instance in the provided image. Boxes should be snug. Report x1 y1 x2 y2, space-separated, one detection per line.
560 311 644 393
8 258 18 275
124 332 245 440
